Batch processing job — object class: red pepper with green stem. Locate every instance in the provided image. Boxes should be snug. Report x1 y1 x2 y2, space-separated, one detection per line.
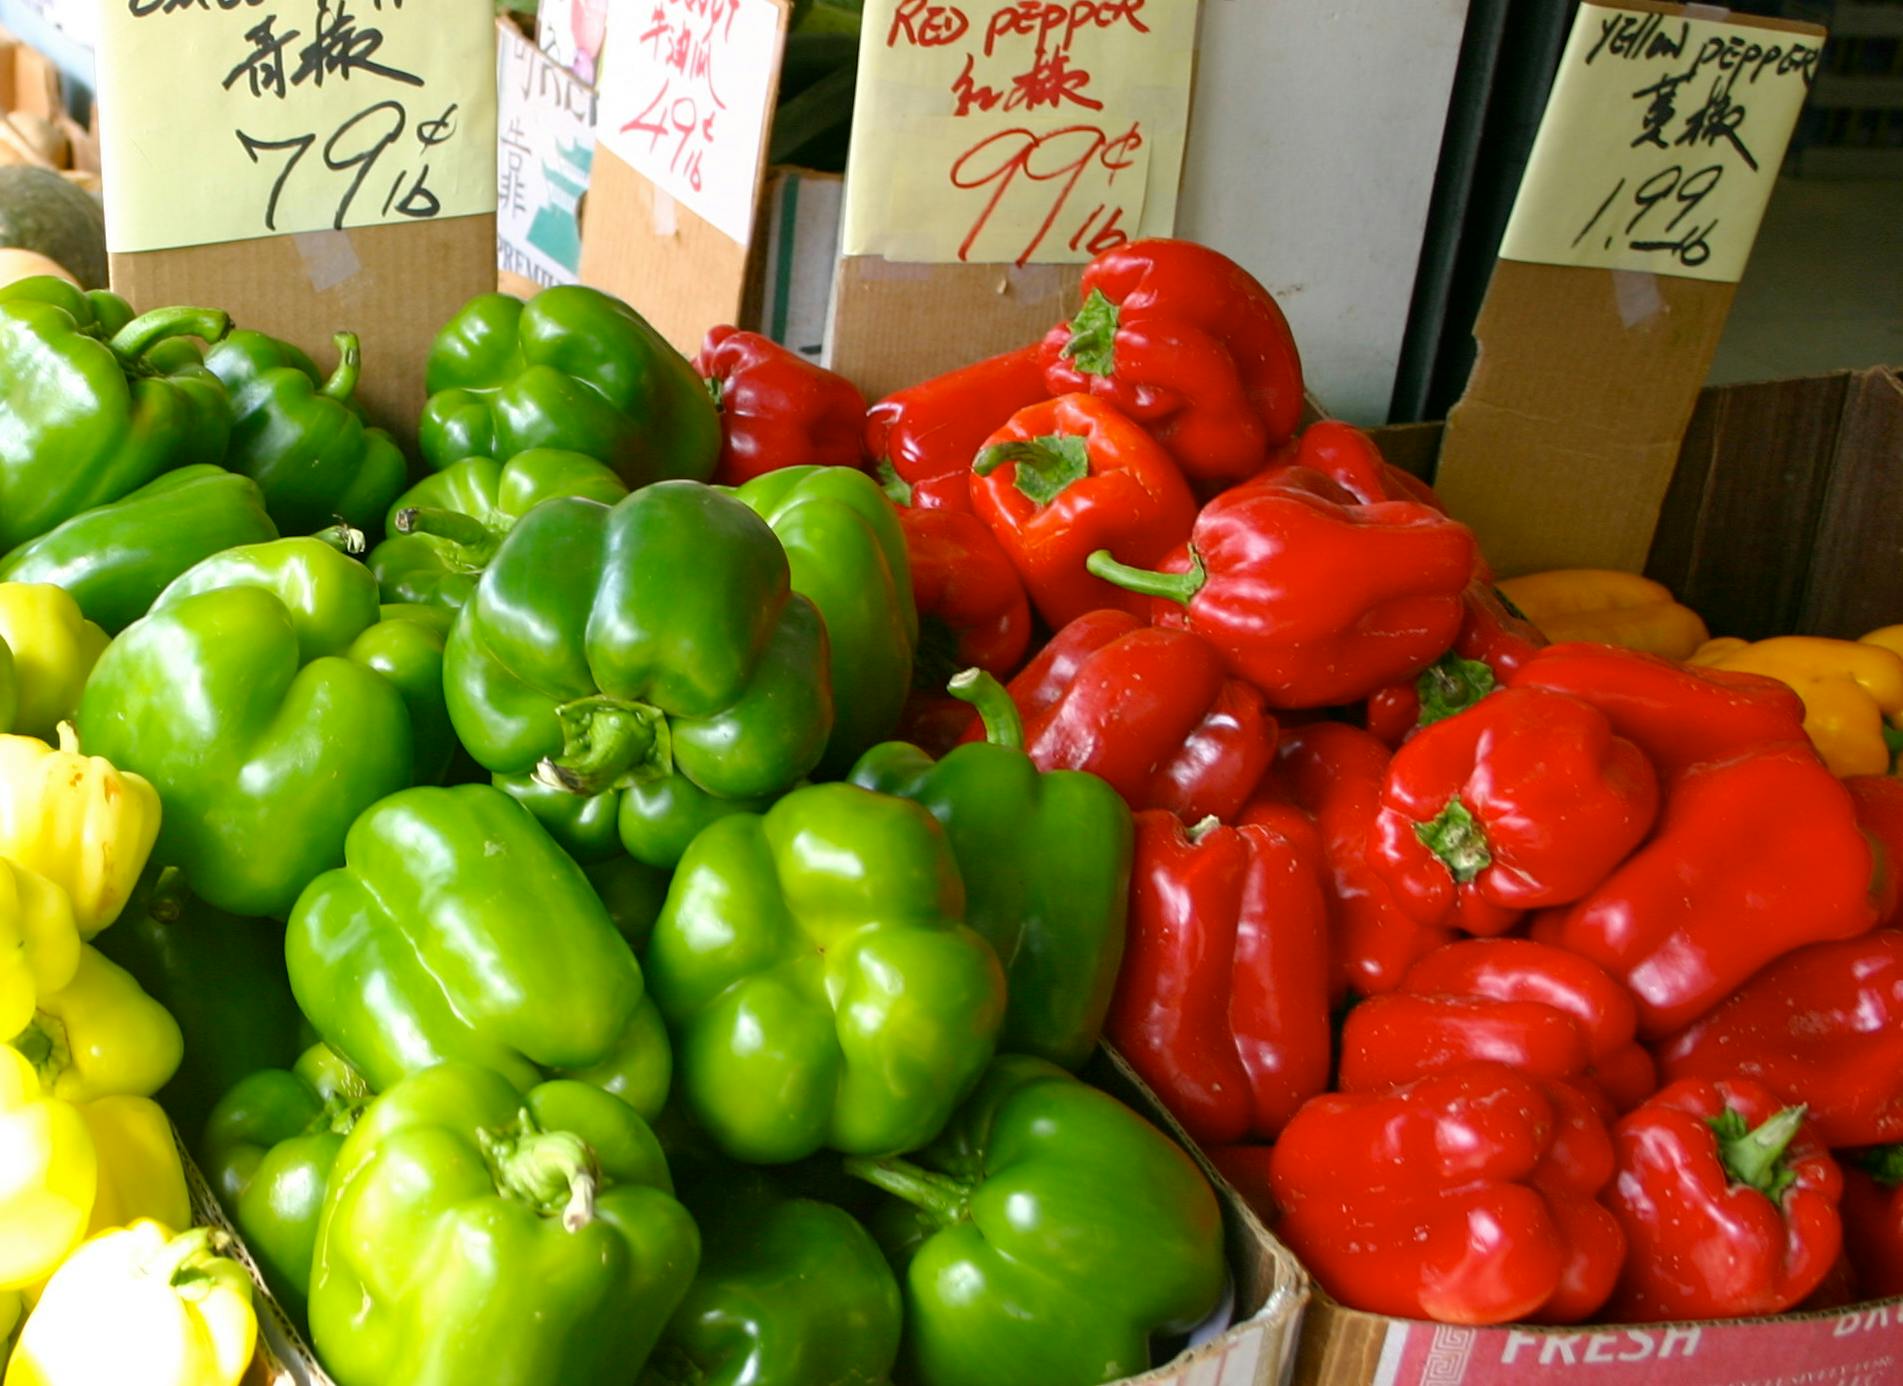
1088 466 1476 708
1846 774 1903 927
1365 582 1546 746
1842 1147 1903 1298
1605 1078 1843 1321
1106 807 1331 1145
968 393 1196 631
865 345 1049 513
693 326 866 485
978 608 1276 824
1040 239 1303 492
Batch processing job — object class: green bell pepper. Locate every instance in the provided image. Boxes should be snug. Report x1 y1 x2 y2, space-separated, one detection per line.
201 1043 369 1321
444 482 833 869
849 670 1131 1069
368 448 629 609
846 1057 1227 1386
286 783 671 1118
0 465 278 632
74 536 438 918
585 855 672 955
646 782 1005 1163
419 287 720 487
205 329 408 537
92 868 305 1135
0 277 232 551
736 465 917 777
310 1064 700 1386
644 1171 902 1386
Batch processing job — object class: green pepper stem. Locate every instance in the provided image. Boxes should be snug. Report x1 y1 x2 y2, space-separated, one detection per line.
146 865 188 925
1186 815 1222 845
876 458 913 508
1414 797 1491 884
480 1112 602 1230
1061 288 1119 377
322 332 362 403
947 668 1023 751
842 1155 970 1228
1086 547 1207 606
313 523 366 556
1417 654 1496 727
146 1226 232 1292
1711 1104 1807 1202
535 695 671 797
704 374 724 411
107 306 231 360
394 506 496 559
1856 1143 1903 1187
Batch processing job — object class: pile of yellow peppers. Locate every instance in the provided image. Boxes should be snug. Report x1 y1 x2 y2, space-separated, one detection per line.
0 584 257 1386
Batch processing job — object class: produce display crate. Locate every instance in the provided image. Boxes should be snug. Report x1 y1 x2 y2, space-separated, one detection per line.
183 1047 1310 1386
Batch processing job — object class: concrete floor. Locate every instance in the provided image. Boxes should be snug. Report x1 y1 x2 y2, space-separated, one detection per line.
1707 177 1903 385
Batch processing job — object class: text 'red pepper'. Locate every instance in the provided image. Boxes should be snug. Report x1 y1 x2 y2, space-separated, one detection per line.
1088 467 1476 708
1040 240 1303 492
865 345 1049 513
1107 808 1331 1145
693 326 867 486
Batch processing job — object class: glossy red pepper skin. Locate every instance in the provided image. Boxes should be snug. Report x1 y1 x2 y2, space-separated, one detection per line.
897 505 1032 681
968 394 1196 631
1534 743 1878 1039
1658 932 1903 1148
1249 722 1451 998
1366 582 1548 747
1107 808 1331 1145
1841 1152 1903 1299
1507 642 1809 780
1846 774 1903 927
1605 1078 1843 1321
1339 939 1657 1111
693 326 866 485
1093 467 1476 709
1265 1063 1624 1325
1292 420 1447 513
983 609 1276 824
1371 688 1658 937
864 345 1048 512
1040 239 1303 493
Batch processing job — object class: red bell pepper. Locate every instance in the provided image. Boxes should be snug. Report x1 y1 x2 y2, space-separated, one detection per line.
1292 419 1447 513
1264 1063 1624 1325
1847 774 1903 927
1507 642 1809 781
1088 467 1476 708
1658 931 1903 1148
865 344 1049 512
1366 582 1548 747
1039 239 1304 493
897 505 1032 682
1107 808 1331 1145
1371 687 1658 938
1339 939 1658 1111
1249 722 1452 997
693 326 867 486
1605 1078 1843 1321
1534 743 1879 1039
968 393 1196 631
982 610 1276 823
1842 1148 1903 1299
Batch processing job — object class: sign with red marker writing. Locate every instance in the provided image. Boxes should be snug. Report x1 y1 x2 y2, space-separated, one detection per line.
594 0 790 247
842 0 1200 266
96 0 497 254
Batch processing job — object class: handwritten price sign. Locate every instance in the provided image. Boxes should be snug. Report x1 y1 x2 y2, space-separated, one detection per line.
842 0 1199 266
1501 2 1824 284
594 0 788 247
96 0 496 254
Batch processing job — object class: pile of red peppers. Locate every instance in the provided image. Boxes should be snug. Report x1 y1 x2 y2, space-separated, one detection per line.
692 236 1903 1329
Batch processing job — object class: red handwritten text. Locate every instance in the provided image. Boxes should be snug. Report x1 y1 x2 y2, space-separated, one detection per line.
950 119 1142 264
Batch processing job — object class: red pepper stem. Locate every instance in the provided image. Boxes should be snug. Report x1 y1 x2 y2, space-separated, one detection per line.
1186 815 1222 845
1857 1143 1903 1187
536 695 672 797
973 435 1089 507
703 374 724 411
1415 797 1492 884
947 668 1024 751
1711 1104 1807 1201
1086 547 1207 606
107 306 231 360
321 332 362 403
395 506 496 558
842 1155 970 1228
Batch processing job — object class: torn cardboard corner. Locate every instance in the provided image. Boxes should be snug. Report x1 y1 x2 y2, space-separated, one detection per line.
0 26 61 119
825 257 1080 402
1428 258 1737 578
110 214 499 447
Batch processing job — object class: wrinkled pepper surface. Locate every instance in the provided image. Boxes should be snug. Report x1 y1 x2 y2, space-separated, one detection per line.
309 1064 699 1386
866 344 1049 513
0 584 106 742
647 782 1005 1163
1494 570 1708 659
846 1056 1226 1386
419 286 720 485
694 325 866 484
850 669 1131 1069
1690 634 1903 777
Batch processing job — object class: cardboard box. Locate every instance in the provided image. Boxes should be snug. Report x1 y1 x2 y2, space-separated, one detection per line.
187 1047 1308 1386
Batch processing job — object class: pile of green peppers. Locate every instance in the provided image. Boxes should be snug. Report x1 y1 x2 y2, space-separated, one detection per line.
7 276 1230 1386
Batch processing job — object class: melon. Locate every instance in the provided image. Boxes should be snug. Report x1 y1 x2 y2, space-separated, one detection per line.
0 167 106 289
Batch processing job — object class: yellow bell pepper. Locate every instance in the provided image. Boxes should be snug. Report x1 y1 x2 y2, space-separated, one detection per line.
0 1047 93 1292
74 1095 189 1238
0 863 79 1045
4 1222 256 1386
1861 625 1903 664
0 723 161 938
1689 635 1903 777
0 588 107 743
13 947 182 1104
1496 569 1710 660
